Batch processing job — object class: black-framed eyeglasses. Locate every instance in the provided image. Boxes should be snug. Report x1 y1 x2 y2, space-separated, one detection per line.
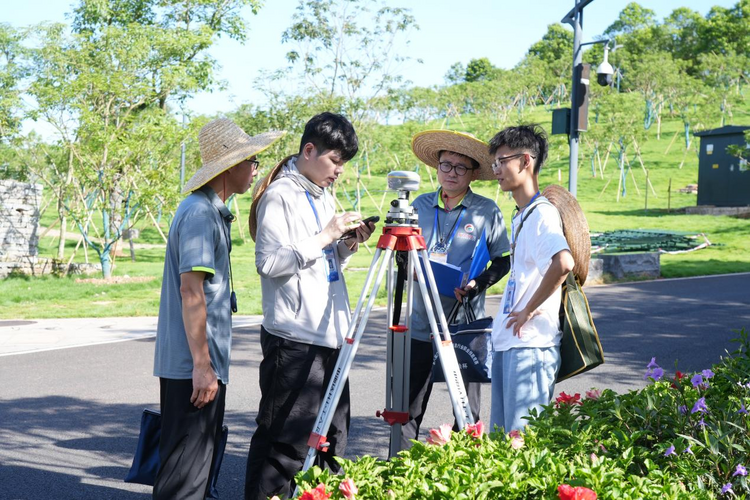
247 159 260 169
438 161 474 176
491 153 535 172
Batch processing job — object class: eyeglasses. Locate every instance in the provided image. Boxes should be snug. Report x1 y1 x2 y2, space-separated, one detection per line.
491 153 535 172
438 161 474 176
247 159 260 169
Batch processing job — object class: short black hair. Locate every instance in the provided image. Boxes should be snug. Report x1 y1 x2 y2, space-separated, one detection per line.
299 112 359 162
488 124 548 175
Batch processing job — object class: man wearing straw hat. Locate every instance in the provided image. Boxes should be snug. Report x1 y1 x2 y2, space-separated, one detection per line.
153 118 283 499
487 124 574 433
245 112 375 500
404 130 511 448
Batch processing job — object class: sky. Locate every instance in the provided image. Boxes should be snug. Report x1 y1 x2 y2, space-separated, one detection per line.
5 0 739 122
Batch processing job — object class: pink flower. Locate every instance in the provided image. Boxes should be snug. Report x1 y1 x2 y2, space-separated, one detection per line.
339 478 358 499
585 389 601 400
426 424 452 446
508 429 525 450
300 483 331 500
466 421 485 438
558 484 598 500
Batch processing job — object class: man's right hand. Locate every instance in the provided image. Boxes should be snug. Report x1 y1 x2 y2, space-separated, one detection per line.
190 363 218 409
319 211 362 246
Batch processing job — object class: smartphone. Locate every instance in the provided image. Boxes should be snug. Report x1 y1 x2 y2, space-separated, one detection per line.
341 215 380 240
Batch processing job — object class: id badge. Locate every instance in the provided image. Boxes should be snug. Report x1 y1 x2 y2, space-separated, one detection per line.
503 277 516 314
323 245 339 282
429 242 448 264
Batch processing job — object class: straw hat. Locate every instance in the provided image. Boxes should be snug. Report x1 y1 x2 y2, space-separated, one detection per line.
542 184 591 284
182 118 285 194
411 130 495 181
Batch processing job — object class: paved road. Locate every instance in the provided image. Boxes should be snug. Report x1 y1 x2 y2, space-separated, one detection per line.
1 273 748 499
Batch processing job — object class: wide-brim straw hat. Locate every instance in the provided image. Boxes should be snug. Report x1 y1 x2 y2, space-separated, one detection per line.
411 130 495 181
542 184 591 284
182 118 285 194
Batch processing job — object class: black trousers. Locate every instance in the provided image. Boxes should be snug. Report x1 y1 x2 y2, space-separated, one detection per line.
154 377 226 500
400 338 481 450
244 326 350 500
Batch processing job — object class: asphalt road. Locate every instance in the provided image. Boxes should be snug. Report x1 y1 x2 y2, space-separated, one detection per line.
1 273 748 499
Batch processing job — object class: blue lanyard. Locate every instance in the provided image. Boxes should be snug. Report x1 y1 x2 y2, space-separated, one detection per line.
431 206 465 250
305 191 323 233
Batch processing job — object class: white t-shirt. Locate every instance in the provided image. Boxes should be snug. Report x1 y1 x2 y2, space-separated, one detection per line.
491 199 570 352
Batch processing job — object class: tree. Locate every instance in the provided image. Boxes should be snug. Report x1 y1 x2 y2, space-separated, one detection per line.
464 58 499 83
527 24 573 67
629 51 686 138
444 62 465 85
279 0 419 122
0 24 27 148
27 0 261 277
603 2 657 37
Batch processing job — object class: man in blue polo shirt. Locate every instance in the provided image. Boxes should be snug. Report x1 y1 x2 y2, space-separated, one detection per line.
401 130 511 449
152 118 283 500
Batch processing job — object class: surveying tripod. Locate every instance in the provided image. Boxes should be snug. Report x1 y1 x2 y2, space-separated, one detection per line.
300 171 474 477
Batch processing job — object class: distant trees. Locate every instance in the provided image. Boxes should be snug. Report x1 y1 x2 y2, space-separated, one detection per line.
22 0 262 277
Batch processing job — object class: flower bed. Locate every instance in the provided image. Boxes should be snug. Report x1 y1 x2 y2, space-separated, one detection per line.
293 330 749 499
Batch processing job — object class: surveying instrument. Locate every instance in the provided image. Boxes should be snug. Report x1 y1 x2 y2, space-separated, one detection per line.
301 170 474 474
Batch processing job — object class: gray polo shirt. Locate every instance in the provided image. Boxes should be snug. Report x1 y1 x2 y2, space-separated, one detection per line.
153 186 234 384
409 188 510 342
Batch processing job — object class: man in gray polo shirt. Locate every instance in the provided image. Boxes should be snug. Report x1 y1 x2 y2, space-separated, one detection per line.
153 118 283 500
401 130 511 449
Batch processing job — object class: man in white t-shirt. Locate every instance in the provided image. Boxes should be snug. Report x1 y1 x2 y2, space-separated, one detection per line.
488 125 575 433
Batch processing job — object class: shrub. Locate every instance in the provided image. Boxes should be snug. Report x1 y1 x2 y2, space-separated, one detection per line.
295 330 749 499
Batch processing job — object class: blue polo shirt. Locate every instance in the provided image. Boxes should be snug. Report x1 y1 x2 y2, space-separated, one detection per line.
409 188 510 342
153 186 234 384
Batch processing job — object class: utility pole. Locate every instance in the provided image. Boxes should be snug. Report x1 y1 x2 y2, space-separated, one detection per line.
562 0 596 198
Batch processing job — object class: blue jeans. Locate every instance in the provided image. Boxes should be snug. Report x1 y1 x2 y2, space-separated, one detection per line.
490 346 560 433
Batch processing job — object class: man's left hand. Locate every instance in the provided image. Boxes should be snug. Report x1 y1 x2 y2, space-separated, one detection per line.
454 280 477 303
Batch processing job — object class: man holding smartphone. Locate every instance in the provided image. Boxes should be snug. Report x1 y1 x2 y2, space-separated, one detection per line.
245 112 376 500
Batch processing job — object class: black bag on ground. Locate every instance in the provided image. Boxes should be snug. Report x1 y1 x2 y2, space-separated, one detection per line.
556 272 604 382
432 301 493 384
124 408 228 499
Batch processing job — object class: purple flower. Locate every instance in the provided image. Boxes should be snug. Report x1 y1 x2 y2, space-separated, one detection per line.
691 373 705 388
733 464 747 477
664 445 675 457
644 358 664 381
721 483 732 495
697 418 706 428
739 403 748 415
691 397 708 414
678 405 688 415
684 444 693 455
702 369 715 379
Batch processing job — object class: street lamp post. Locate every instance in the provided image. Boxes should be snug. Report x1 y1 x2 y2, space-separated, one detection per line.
562 0 596 197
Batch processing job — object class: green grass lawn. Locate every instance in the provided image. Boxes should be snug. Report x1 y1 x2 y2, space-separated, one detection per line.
2 109 748 319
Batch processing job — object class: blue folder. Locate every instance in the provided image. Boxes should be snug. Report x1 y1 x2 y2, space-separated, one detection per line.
468 230 491 280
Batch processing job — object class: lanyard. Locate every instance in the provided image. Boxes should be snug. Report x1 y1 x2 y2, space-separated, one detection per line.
432 206 465 250
510 191 541 267
305 191 323 233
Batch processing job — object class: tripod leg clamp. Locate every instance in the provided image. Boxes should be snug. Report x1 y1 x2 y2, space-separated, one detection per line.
376 409 409 426
307 433 330 452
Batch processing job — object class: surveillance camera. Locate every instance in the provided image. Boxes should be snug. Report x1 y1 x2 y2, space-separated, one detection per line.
596 63 614 86
596 43 615 87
